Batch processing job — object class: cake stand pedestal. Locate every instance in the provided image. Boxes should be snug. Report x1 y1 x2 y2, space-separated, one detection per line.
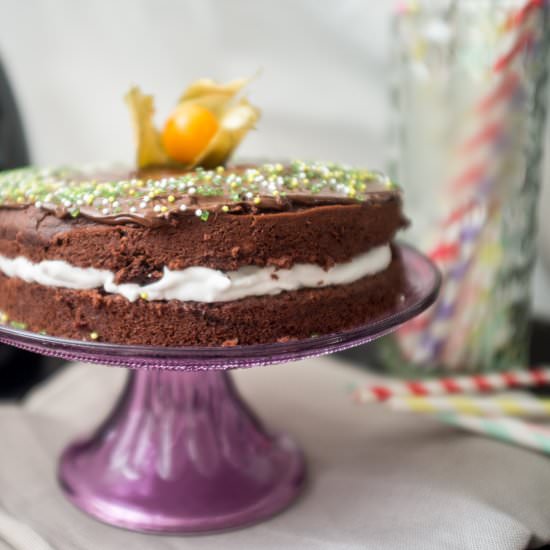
0 245 439 534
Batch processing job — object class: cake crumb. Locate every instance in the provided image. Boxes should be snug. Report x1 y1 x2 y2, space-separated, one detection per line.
222 338 239 347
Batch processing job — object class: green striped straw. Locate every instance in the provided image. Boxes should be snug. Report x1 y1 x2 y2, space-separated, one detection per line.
438 413 550 455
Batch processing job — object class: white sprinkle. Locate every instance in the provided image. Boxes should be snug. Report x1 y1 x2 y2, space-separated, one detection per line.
129 206 137 213
188 187 196 195
102 208 110 215
179 204 187 212
112 201 120 208
139 202 147 209
153 204 162 213
102 198 109 206
245 191 253 199
35 201 42 208
195 208 203 217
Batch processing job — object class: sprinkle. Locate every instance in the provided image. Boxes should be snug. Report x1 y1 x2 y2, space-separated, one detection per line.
153 204 162 213
10 321 27 330
221 205 229 212
0 162 396 221
129 206 137 213
253 196 261 205
200 210 210 221
89 331 99 340
195 208 203 217
140 292 149 300
179 204 188 211
0 313 8 323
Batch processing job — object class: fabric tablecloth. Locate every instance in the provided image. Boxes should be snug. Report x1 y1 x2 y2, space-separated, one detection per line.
1 357 550 549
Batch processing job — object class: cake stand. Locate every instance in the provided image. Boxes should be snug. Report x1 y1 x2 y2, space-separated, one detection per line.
0 245 440 534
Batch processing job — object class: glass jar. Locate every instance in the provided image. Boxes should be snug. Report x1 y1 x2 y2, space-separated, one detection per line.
375 0 550 376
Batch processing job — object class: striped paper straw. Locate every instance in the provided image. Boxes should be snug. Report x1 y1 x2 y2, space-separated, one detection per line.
388 392 550 417
352 366 550 403
437 413 550 455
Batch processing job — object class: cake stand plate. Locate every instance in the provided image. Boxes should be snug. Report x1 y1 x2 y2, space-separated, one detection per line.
0 245 440 534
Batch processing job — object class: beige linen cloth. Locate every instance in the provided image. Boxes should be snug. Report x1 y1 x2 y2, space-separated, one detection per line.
1 356 550 550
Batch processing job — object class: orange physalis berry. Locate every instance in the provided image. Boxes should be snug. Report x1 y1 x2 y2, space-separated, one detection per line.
162 104 219 164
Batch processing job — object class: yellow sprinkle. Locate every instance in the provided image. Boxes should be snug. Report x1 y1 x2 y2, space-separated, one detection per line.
140 292 149 300
359 183 367 192
221 205 229 212
128 188 136 196
89 331 99 340
161 206 168 213
108 196 115 203
0 313 8 323
348 188 357 198
253 196 261 205
168 195 175 203
290 177 299 189
216 166 225 174
272 190 280 197
230 181 238 190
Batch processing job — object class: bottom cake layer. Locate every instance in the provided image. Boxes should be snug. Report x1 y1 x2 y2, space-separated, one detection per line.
0 251 405 346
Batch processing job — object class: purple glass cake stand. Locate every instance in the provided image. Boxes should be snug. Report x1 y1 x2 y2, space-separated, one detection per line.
0 245 439 534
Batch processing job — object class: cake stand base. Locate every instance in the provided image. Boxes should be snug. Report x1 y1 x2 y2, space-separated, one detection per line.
59 368 305 533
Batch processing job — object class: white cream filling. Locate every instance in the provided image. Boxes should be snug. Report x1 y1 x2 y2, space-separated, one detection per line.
0 245 391 303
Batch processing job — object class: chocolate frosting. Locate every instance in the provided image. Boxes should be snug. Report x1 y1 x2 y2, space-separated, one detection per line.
0 161 401 228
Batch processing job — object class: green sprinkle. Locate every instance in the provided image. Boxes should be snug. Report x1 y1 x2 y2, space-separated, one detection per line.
10 321 27 330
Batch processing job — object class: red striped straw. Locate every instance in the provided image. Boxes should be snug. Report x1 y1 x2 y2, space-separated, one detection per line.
352 367 550 404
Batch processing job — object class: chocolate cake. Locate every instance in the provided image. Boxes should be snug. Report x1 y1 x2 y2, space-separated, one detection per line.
0 161 408 345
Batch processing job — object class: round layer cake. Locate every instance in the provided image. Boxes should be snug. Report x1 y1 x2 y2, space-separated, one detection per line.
0 161 408 346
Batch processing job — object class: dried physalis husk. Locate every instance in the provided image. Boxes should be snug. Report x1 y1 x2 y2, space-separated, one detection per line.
125 78 260 169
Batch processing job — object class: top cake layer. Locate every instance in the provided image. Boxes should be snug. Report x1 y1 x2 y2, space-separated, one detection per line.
0 161 407 282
